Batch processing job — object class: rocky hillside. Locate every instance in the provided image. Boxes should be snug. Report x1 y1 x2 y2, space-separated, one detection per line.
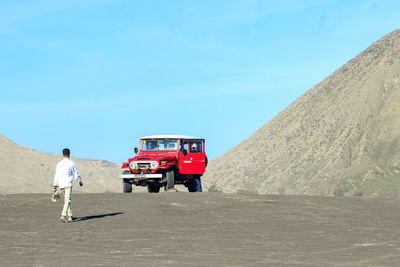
0 134 122 193
203 30 400 197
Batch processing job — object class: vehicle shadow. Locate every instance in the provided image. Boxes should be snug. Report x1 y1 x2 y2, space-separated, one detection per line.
73 212 124 222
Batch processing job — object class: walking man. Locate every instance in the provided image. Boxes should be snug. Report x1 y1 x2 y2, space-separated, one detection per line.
53 148 83 223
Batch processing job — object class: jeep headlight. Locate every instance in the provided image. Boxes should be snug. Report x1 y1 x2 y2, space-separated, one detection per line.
151 161 159 169
129 161 136 169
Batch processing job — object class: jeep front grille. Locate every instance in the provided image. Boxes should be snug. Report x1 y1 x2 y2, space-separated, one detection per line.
137 163 151 169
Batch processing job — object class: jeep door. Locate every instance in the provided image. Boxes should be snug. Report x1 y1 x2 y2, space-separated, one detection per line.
178 139 206 174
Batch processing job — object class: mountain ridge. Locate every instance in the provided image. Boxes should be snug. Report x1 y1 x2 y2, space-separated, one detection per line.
203 30 400 197
0 134 122 193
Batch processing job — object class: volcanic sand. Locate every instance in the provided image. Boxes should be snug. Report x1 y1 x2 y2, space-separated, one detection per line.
1 192 400 266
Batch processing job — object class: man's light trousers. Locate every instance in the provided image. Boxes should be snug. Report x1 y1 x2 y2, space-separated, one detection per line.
61 187 72 217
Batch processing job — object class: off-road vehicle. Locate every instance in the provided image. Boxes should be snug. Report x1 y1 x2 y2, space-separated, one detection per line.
120 135 207 193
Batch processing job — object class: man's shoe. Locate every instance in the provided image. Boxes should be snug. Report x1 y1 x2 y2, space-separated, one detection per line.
68 216 74 222
60 216 67 223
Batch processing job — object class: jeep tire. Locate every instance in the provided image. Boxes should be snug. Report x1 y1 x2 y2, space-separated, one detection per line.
147 183 160 193
123 179 132 193
187 179 197 192
166 170 175 190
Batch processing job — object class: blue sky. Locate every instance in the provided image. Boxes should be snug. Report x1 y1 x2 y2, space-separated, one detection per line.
1 0 400 164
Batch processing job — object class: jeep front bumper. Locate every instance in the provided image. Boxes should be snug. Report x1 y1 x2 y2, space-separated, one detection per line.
120 173 163 179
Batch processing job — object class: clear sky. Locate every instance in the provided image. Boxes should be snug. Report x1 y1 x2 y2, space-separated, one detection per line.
1 0 400 164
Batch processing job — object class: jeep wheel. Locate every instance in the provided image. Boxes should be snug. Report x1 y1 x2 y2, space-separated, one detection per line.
147 183 160 193
187 179 197 192
166 170 175 190
123 179 132 193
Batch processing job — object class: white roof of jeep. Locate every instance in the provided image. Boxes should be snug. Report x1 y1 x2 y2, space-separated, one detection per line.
141 135 203 140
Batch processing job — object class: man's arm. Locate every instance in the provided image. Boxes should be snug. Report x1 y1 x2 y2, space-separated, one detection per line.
72 164 83 186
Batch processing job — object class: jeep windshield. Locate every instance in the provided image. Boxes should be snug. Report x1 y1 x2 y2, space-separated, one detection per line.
141 139 178 151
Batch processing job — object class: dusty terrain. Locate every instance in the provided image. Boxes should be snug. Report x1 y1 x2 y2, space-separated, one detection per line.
1 192 400 266
204 30 400 197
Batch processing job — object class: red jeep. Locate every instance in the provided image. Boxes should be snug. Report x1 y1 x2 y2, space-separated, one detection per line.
120 135 207 193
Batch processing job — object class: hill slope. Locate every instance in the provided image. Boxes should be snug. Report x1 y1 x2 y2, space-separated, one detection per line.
203 30 400 197
0 134 122 193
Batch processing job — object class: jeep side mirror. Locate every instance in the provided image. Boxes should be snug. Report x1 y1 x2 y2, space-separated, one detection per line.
134 147 138 154
180 147 187 155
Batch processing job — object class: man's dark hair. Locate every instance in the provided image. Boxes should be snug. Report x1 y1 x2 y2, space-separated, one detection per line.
63 148 70 157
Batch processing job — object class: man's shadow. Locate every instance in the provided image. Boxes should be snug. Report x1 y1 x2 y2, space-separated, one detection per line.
73 212 124 222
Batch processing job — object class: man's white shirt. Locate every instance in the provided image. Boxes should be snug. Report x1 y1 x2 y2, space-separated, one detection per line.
53 158 82 188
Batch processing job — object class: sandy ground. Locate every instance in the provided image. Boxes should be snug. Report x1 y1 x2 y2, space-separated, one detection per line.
1 192 400 266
